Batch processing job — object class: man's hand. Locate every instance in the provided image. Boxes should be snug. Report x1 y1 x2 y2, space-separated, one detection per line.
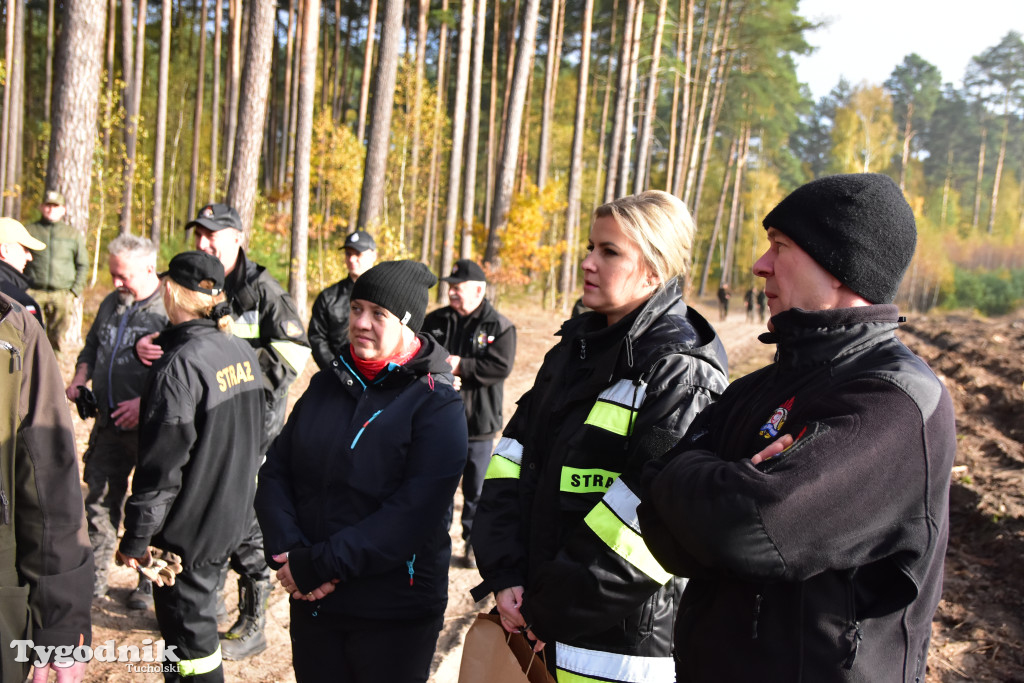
447 354 462 375
32 660 87 683
751 433 795 465
111 398 141 429
65 364 90 402
135 332 163 366
272 553 339 601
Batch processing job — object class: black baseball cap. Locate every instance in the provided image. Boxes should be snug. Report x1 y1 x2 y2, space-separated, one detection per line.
161 251 225 295
343 230 377 253
441 259 487 284
185 203 243 233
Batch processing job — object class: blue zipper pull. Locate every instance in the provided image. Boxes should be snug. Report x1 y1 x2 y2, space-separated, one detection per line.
406 555 416 586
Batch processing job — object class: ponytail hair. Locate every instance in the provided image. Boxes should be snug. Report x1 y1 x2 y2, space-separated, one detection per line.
163 276 234 333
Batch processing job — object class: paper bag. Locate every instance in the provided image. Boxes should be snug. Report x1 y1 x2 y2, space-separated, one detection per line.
458 613 556 683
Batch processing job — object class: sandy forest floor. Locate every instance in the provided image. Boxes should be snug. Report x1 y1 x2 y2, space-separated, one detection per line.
59 296 1023 682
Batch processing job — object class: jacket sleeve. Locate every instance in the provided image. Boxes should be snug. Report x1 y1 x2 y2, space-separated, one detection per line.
285 390 469 591
120 370 198 558
74 297 108 371
71 229 88 297
469 393 533 601
254 390 315 566
640 376 952 595
15 318 93 648
522 354 724 642
307 289 336 371
256 280 312 394
458 317 516 389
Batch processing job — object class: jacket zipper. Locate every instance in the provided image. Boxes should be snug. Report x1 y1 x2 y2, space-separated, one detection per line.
0 340 22 372
350 409 383 448
842 574 861 669
751 593 763 639
1 337 18 523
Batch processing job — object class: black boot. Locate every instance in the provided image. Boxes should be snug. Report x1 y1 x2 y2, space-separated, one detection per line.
220 576 270 660
127 575 154 611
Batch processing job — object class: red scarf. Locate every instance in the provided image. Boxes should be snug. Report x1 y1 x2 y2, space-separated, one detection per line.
349 336 422 381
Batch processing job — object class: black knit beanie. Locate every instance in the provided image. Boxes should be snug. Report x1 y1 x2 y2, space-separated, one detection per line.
761 173 917 304
351 260 438 332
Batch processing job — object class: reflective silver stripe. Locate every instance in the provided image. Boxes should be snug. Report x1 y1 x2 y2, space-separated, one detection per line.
602 479 641 534
493 437 524 466
555 642 675 683
598 379 647 408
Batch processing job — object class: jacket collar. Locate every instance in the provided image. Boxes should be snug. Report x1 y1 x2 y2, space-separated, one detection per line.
336 332 454 390
0 260 30 289
760 305 901 371
157 318 218 351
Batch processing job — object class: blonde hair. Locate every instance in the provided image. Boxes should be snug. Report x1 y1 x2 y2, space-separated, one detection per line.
163 277 233 333
594 190 696 288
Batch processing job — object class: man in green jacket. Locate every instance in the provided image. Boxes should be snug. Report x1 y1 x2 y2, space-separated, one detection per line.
24 190 88 352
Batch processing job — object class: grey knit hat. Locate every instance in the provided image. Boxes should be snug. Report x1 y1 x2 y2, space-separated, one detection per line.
762 173 917 304
351 260 437 332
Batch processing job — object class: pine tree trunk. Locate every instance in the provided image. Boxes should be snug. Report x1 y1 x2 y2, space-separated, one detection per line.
278 0 297 198
120 0 148 235
484 0 540 264
721 124 749 285
940 146 953 227
225 0 242 173
152 0 172 245
603 0 635 202
988 97 1010 235
691 40 732 223
188 0 209 219
5 0 24 216
461 0 487 259
226 0 275 238
496 0 520 167
615 0 643 198
535 0 561 191
355 0 378 143
210 0 223 201
633 0 666 193
483 0 499 228
421 0 449 266
591 0 617 212
439 0 474 291
972 125 987 232
47 0 106 343
697 135 735 297
45 0 55 121
561 0 593 311
291 0 319 314
682 0 727 206
355 0 402 231
408 0 428 239
898 100 912 192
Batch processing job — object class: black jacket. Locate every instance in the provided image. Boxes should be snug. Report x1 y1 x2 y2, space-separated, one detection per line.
308 276 355 370
0 260 43 326
472 281 728 681
423 299 516 440
224 249 311 439
255 334 468 620
638 306 957 682
76 288 168 427
121 320 267 569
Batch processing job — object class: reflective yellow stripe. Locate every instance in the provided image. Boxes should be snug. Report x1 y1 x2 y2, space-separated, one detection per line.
584 401 634 436
232 322 260 339
271 340 312 372
177 645 222 677
584 502 672 584
555 642 675 683
559 467 621 494
484 454 521 480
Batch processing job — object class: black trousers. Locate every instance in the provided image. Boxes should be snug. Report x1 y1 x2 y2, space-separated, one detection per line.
154 563 224 682
459 439 494 545
289 602 444 683
83 424 138 592
227 512 271 581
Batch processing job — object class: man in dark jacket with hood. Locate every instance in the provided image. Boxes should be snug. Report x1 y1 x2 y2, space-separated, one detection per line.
423 259 516 569
638 173 957 682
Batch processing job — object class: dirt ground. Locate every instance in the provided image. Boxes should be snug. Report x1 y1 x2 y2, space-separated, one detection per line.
61 297 1023 682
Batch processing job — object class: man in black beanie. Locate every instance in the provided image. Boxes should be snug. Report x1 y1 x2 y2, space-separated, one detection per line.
637 173 957 682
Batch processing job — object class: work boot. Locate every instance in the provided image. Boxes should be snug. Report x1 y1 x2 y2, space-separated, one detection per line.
127 575 154 611
220 576 270 660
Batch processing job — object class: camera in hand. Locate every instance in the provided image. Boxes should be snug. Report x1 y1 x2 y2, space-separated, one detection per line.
75 386 98 420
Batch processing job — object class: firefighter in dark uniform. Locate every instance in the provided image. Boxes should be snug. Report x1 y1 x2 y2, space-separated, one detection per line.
136 204 311 659
423 259 516 568
119 251 266 683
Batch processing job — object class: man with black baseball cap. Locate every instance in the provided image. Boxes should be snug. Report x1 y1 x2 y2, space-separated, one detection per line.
308 230 378 370
424 259 516 569
638 174 957 681
138 202 311 659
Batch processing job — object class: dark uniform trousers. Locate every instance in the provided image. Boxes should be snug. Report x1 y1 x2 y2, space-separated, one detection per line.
461 439 495 546
289 602 443 683
83 425 139 591
154 563 225 682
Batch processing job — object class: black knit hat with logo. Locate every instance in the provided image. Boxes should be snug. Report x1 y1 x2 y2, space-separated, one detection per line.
351 260 438 332
761 173 917 304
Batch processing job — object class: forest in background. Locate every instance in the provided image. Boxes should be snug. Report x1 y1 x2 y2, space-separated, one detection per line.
1 0 1022 316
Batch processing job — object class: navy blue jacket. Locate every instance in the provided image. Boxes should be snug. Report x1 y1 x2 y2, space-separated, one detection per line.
255 333 468 620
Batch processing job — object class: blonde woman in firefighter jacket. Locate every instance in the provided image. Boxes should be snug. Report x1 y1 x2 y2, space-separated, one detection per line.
472 191 729 683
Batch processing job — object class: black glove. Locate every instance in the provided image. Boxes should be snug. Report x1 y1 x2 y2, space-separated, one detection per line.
75 386 98 420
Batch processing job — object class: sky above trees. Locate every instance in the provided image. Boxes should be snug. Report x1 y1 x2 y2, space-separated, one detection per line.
795 0 1023 100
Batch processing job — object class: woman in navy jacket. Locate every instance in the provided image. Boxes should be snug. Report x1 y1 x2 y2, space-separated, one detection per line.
255 260 467 683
